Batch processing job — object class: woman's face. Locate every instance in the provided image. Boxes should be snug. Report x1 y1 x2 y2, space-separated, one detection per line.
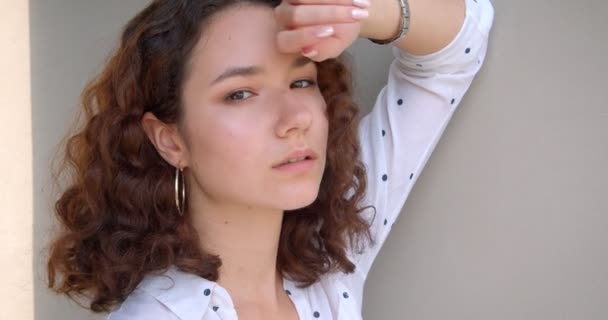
179 5 328 212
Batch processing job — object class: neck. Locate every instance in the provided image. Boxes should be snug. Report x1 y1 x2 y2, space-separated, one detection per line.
189 190 285 307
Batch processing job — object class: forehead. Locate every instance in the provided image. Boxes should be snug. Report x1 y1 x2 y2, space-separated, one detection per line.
188 5 297 81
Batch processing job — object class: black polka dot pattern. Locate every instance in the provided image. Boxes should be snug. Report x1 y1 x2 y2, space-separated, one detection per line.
465 47 471 54
451 98 456 105
397 98 403 106
212 306 219 312
382 174 388 181
314 311 320 318
343 292 349 299
286 289 291 295
383 219 388 226
410 173 414 180
203 288 211 296
382 129 386 137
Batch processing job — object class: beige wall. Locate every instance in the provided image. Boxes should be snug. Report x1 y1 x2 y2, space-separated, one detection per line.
0 1 34 319
1 0 605 319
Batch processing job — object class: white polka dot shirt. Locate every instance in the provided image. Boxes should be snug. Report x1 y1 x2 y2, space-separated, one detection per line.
107 0 494 319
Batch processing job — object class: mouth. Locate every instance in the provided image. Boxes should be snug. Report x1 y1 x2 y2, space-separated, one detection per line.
272 148 318 170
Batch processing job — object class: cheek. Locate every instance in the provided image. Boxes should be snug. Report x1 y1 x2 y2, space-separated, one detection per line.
315 98 329 135
191 121 258 166
185 111 266 184
185 122 264 201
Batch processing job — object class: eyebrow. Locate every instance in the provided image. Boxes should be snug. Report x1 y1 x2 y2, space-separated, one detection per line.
209 56 314 86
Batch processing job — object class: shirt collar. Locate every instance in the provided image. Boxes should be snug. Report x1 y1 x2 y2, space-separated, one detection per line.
136 266 216 320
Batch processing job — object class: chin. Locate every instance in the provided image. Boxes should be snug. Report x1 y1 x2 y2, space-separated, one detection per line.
280 187 320 211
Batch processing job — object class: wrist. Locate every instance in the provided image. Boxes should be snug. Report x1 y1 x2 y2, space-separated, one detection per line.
359 0 402 41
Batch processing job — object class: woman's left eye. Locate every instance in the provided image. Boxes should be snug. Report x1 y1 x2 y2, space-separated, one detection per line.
291 79 317 89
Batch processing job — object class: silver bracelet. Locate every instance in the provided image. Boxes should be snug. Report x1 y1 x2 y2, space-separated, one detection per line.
369 0 411 45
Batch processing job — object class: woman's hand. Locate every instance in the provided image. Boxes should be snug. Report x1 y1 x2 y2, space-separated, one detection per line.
274 0 370 61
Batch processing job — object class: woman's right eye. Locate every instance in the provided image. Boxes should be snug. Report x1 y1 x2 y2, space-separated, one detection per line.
225 90 254 102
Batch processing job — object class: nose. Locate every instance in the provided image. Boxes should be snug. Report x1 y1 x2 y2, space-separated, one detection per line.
274 89 313 138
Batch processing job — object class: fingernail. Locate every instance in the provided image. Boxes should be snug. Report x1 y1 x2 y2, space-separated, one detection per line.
316 26 335 38
351 8 369 19
302 49 318 58
353 0 370 8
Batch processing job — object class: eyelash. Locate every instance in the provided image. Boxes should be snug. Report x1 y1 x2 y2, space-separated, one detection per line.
224 79 318 103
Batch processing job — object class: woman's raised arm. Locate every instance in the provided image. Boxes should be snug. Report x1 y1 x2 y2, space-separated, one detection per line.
362 0 466 56
344 0 495 307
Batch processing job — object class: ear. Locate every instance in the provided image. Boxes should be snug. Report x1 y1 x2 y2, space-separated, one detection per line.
141 112 189 168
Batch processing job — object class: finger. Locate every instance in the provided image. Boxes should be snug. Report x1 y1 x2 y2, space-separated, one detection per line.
300 25 359 61
277 22 360 53
276 24 338 53
301 39 346 61
278 24 359 61
286 0 370 9
275 4 369 28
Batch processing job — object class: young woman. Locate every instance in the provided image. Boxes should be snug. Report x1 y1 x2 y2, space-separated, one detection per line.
47 0 494 319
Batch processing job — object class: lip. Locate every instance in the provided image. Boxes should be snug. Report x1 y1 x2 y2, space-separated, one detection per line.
272 147 318 169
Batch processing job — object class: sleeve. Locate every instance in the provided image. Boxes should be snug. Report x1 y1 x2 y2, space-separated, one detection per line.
106 289 179 320
348 0 495 283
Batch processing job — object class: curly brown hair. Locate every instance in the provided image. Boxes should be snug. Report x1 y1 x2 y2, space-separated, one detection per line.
47 0 375 313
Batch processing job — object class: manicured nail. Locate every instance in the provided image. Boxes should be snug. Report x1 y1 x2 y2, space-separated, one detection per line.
351 8 369 19
316 26 335 38
302 49 318 58
353 0 370 8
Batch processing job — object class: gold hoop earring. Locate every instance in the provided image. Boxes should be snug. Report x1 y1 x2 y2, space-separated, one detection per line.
175 166 186 216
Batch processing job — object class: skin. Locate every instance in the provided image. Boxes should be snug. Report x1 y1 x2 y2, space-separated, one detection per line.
142 0 465 318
